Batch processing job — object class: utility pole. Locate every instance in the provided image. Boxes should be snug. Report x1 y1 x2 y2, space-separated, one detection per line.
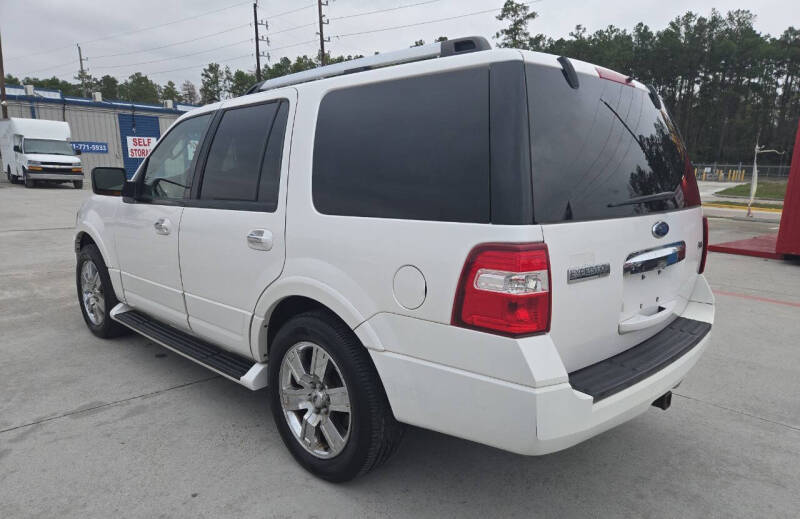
253 3 262 82
254 3 269 82
317 0 330 65
0 31 8 119
77 44 89 98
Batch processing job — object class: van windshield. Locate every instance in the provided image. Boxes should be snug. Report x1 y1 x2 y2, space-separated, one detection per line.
23 139 76 156
526 63 698 223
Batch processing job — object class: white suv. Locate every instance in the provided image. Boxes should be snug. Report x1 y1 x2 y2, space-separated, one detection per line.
75 37 714 481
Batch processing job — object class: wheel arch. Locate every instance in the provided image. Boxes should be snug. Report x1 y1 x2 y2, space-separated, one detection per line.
74 224 125 302
251 277 384 362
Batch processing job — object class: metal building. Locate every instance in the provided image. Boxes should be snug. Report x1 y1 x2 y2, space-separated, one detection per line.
2 84 195 178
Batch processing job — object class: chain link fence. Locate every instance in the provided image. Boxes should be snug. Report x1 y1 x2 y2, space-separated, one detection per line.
693 163 790 182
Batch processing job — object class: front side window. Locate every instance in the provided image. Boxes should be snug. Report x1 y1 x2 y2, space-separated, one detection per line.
312 67 491 223
199 100 287 206
142 113 212 201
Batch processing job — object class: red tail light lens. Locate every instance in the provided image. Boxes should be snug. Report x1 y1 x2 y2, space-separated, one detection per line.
452 243 551 337
699 216 709 274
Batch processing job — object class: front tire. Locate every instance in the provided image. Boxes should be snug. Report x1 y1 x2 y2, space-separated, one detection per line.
24 172 34 188
76 244 128 338
73 180 84 189
269 310 404 482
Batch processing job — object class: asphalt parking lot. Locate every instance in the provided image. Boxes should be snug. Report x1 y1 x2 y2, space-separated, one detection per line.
1 181 799 518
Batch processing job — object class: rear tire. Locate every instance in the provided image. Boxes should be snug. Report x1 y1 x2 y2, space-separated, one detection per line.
269 309 404 482
76 244 129 338
73 180 83 189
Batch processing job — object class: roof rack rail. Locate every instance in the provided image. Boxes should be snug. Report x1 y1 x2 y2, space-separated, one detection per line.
247 36 490 94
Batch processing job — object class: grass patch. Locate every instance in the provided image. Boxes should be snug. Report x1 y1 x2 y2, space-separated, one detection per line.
715 180 787 200
703 201 782 210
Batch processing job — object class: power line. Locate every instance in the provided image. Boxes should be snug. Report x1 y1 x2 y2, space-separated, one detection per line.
330 0 443 22
93 40 252 71
258 3 316 19
148 53 253 76
5 0 251 61
334 1 541 39
92 24 250 59
267 0 443 37
79 0 252 46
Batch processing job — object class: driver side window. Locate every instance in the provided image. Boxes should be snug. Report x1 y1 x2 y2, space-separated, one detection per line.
142 113 212 200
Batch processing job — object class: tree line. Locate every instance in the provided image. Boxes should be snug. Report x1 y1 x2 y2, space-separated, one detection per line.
4 1 798 163
495 1 799 164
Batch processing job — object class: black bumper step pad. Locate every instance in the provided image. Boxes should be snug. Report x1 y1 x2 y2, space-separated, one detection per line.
115 310 253 379
568 317 711 402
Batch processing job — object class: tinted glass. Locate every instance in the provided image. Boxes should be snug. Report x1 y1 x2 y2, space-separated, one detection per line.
257 101 289 211
201 102 279 201
526 64 694 223
313 67 491 223
143 113 211 200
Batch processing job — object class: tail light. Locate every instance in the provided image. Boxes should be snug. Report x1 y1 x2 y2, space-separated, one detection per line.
699 216 709 274
452 243 551 337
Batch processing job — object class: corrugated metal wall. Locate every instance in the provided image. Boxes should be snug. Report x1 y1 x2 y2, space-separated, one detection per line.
4 98 181 178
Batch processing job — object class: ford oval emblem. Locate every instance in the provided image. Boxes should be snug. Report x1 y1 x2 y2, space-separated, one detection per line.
652 221 669 238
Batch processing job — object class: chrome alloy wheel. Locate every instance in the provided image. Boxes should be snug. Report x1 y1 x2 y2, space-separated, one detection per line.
279 341 352 459
80 260 105 326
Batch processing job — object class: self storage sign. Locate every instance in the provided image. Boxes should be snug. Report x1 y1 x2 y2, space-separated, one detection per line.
126 136 157 158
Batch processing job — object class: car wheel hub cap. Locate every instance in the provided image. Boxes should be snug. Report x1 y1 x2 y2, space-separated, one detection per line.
279 341 351 459
80 260 105 326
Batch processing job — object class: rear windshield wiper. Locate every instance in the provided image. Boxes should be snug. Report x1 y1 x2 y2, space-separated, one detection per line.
607 191 676 207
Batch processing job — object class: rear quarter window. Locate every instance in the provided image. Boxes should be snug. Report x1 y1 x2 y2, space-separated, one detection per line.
312 67 491 223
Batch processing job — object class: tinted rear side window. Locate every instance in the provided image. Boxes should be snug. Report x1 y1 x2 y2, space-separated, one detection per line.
526 63 694 224
200 101 279 202
313 68 491 223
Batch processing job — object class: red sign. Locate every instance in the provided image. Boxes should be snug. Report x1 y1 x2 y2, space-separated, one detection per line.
126 136 157 158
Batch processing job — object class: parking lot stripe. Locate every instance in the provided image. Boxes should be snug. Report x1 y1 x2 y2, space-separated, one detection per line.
714 289 800 308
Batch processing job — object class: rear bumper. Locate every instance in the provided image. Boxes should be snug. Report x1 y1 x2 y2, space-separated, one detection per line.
366 275 714 455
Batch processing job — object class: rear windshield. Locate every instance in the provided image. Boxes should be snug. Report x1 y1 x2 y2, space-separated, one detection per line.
526 63 697 223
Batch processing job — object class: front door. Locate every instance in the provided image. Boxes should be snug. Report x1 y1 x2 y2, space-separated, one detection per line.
179 94 293 358
115 113 214 330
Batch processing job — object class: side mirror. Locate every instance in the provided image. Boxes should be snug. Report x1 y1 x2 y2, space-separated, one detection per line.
74 148 82 156
91 167 127 196
13 145 21 153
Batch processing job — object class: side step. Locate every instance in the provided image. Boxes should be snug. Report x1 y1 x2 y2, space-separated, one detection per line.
110 304 268 390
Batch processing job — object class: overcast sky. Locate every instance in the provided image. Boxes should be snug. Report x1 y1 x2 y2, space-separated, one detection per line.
1 0 795 94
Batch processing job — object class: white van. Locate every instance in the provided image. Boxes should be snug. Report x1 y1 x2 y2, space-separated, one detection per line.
0 118 83 188
76 37 714 481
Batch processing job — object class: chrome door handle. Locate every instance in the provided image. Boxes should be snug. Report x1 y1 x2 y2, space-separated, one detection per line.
154 218 171 235
247 229 273 251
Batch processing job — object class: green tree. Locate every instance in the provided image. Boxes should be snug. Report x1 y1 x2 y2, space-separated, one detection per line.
160 80 182 102
94 75 119 100
229 70 256 97
180 80 199 105
118 73 160 104
495 0 538 49
200 63 229 104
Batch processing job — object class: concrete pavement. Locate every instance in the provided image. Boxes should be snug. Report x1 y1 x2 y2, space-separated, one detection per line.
1 181 799 518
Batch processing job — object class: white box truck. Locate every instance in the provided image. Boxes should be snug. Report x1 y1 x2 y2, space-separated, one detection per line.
0 118 84 189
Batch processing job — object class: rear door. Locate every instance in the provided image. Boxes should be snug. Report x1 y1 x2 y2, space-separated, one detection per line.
524 57 704 372
178 92 293 358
